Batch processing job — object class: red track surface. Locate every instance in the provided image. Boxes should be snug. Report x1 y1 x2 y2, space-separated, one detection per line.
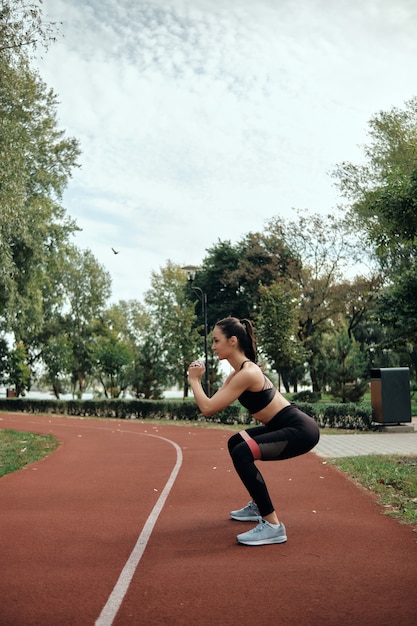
1 413 416 626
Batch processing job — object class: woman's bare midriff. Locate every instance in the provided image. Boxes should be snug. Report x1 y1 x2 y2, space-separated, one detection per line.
251 393 291 425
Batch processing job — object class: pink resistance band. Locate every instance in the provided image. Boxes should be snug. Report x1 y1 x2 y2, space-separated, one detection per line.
240 430 262 460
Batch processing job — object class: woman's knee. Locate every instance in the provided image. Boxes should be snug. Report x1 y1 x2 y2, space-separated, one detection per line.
229 440 254 467
227 432 242 454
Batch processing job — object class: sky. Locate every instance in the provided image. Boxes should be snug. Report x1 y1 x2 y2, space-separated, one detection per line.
36 0 417 304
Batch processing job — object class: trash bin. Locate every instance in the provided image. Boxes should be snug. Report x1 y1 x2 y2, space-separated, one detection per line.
370 367 412 424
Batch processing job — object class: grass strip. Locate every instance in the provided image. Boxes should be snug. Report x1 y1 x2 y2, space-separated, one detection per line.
332 454 417 526
0 429 60 478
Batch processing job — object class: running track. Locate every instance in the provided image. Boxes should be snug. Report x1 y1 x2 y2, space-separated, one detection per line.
1 413 417 626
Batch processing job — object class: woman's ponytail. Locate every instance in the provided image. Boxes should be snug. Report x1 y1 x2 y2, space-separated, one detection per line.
239 318 257 362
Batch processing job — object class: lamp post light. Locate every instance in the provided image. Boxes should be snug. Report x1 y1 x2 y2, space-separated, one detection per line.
182 265 209 395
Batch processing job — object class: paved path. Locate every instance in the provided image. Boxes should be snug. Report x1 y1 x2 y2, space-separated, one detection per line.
314 431 417 458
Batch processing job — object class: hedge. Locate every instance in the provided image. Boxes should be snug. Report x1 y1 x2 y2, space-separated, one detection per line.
296 402 373 430
0 397 373 430
0 397 243 425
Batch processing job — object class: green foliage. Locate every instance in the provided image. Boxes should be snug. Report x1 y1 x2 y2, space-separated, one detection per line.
0 0 60 59
59 248 111 396
0 336 9 383
145 262 203 397
0 396 242 424
321 403 373 430
92 333 133 398
195 232 300 328
291 390 321 403
325 328 369 403
293 401 372 430
266 211 365 392
0 395 375 430
104 301 167 399
7 341 30 396
127 338 166 400
257 282 306 390
332 98 417 362
376 266 417 346
0 5 81 344
41 334 73 399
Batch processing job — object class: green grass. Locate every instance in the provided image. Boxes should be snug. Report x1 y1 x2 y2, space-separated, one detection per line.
0 429 60 478
331 455 417 526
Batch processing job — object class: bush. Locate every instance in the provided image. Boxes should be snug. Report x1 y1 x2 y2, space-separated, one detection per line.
0 398 373 430
0 397 242 425
292 401 372 430
316 403 372 430
291 390 321 403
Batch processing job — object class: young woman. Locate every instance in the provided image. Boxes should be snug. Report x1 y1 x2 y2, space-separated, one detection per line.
188 316 320 546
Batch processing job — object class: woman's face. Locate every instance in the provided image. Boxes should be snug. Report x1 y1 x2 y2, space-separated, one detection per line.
211 325 235 360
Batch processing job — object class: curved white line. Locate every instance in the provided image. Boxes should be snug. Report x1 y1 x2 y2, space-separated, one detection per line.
95 432 183 626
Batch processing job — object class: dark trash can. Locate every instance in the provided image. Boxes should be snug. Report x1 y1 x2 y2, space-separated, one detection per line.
370 367 412 424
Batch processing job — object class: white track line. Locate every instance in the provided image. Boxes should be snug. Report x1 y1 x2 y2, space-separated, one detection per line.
95 432 183 626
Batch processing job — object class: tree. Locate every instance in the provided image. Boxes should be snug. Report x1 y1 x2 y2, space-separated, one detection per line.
196 233 300 329
41 334 73 399
0 0 60 57
332 98 417 375
128 337 166 399
0 336 9 384
257 282 306 392
7 341 31 396
59 247 111 397
115 300 167 399
194 240 247 326
325 329 369 403
145 262 204 398
92 332 133 398
333 97 417 209
266 211 362 392
0 50 80 340
375 268 417 347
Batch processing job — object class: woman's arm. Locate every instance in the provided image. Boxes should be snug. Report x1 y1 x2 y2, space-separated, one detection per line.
188 363 250 416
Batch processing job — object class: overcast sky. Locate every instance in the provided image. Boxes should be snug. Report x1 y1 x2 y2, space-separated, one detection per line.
37 0 417 304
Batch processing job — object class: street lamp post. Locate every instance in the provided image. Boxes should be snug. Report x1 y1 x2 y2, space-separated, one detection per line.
182 266 209 395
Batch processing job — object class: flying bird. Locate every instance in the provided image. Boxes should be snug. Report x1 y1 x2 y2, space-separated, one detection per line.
111 248 120 255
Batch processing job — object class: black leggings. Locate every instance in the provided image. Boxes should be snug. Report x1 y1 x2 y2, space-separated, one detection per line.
227 404 320 517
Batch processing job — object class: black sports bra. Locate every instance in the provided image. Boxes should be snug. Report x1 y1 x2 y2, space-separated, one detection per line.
237 360 276 413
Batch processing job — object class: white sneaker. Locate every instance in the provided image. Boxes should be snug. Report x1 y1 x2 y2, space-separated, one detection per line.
237 519 287 546
230 501 260 521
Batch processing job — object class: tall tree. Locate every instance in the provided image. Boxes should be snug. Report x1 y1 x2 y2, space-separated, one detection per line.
60 247 111 396
266 211 362 392
0 9 80 339
41 334 73 399
195 232 299 329
325 328 369 403
92 331 133 399
98 301 167 399
145 261 203 397
257 282 306 393
332 98 417 376
6 341 31 396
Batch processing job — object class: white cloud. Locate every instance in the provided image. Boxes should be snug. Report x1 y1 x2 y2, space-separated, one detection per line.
38 0 417 302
